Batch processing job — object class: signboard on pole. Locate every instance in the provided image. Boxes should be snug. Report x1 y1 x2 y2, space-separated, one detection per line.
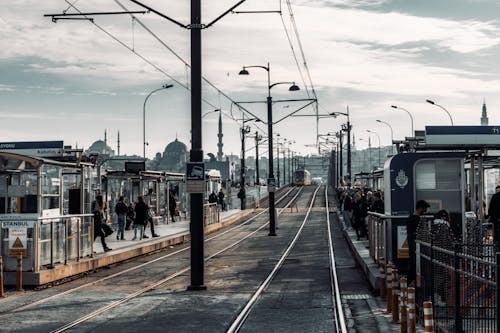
186 162 205 193
0 141 64 158
267 178 276 192
5 221 33 257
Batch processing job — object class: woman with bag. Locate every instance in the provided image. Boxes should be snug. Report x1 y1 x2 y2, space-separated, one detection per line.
92 194 112 252
132 196 148 240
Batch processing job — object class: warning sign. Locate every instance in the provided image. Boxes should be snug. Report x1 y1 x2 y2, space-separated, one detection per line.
8 227 27 257
397 225 409 259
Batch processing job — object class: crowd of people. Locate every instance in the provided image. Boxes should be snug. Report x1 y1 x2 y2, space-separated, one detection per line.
337 186 385 241
92 189 179 248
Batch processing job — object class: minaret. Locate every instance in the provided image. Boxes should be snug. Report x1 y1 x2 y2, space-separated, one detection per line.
104 129 107 145
117 131 121 156
481 99 489 126
217 110 223 161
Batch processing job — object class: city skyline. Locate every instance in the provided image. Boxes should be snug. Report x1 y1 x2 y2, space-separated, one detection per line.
2 1 500 157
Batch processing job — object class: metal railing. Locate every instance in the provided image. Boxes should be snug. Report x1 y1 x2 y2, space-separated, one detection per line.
417 240 499 332
204 203 221 226
367 213 408 264
38 214 94 269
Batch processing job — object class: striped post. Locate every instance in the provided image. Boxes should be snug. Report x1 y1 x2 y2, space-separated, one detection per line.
423 301 434 333
380 258 386 299
392 268 399 322
0 256 5 298
408 287 416 333
386 263 393 312
399 276 408 333
16 254 23 292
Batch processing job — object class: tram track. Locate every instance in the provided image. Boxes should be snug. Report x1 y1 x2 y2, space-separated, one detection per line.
0 186 303 332
226 185 347 333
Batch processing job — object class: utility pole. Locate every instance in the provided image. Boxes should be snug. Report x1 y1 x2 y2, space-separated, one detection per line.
255 132 260 184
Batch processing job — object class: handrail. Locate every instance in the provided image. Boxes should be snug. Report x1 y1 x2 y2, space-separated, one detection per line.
38 213 93 221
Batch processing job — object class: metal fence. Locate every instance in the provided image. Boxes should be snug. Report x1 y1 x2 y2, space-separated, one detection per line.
417 240 499 333
204 203 221 226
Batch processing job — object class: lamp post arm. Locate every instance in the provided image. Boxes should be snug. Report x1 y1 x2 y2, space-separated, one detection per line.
398 107 414 136
436 103 454 126
143 87 168 159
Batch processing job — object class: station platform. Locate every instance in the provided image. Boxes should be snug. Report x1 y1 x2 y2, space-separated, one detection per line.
4 209 253 286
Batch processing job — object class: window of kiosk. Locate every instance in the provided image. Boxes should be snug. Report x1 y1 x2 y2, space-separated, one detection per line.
63 169 82 215
41 164 62 215
415 159 462 235
1 172 38 214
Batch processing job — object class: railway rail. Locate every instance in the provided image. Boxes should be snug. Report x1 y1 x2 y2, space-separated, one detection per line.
0 186 303 332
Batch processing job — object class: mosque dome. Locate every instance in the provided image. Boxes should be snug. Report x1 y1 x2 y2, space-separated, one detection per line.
164 138 187 154
86 140 114 156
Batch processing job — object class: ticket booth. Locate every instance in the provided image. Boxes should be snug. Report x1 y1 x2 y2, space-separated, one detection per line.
0 152 94 285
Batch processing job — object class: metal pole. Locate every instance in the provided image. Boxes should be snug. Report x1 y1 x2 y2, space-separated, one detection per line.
16 254 23 292
255 132 260 185
282 147 286 186
188 0 206 291
347 107 352 185
240 126 246 210
339 132 343 182
454 244 462 333
276 143 280 187
268 95 276 236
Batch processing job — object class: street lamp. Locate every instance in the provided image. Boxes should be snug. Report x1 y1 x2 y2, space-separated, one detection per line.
426 99 454 125
202 108 220 118
391 105 414 137
367 130 381 169
376 119 395 155
331 106 351 185
239 62 300 236
239 117 259 210
143 84 174 159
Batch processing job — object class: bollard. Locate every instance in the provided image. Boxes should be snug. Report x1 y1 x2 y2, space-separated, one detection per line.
408 287 416 333
380 258 386 300
400 304 408 333
392 268 399 322
400 277 408 318
423 301 434 333
386 263 393 313
16 254 23 292
0 256 5 298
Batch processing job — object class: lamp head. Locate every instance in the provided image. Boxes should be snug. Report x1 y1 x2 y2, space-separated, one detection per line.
376 119 381 123
288 83 300 91
426 99 435 105
162 84 174 89
239 68 249 75
391 105 397 109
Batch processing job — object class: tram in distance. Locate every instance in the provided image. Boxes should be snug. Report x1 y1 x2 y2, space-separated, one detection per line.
293 169 311 185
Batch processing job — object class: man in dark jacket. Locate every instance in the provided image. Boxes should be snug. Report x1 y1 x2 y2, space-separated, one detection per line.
406 199 430 286
114 196 128 240
488 185 500 247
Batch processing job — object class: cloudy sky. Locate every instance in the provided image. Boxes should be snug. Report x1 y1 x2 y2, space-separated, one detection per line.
1 0 500 159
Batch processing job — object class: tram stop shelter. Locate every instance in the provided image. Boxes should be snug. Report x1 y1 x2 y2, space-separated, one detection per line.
0 152 94 285
370 126 500 274
102 167 185 224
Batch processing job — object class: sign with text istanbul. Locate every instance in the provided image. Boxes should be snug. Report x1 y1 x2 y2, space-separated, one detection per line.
0 141 64 157
426 126 500 147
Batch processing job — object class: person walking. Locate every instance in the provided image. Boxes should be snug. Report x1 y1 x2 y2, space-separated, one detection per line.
341 189 352 230
126 203 134 230
352 192 368 240
488 185 500 247
132 196 148 241
92 194 111 252
144 189 159 238
406 199 430 286
114 196 128 240
218 188 226 211
168 191 177 223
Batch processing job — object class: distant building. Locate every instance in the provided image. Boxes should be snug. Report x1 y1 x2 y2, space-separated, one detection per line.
481 100 489 126
151 138 188 173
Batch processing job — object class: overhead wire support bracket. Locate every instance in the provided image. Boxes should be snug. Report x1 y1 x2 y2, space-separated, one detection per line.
45 11 148 23
232 10 281 14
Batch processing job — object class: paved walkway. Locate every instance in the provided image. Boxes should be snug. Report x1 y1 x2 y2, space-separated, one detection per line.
94 209 244 253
